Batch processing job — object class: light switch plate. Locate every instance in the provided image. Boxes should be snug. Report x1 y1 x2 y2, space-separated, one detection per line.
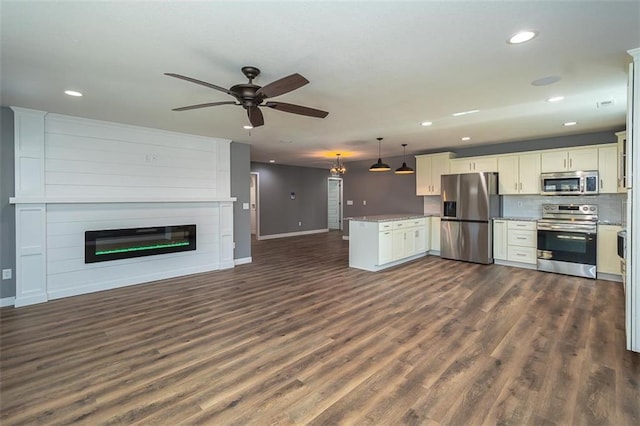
243 203 249 210
347 200 353 205
2 269 12 280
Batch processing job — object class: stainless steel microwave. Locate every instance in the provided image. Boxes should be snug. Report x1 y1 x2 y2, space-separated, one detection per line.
540 171 599 195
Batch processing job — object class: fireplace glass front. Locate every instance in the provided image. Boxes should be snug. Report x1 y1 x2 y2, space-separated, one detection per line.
85 224 196 263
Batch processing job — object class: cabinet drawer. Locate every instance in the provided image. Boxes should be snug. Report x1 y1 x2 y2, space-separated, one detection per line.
407 218 426 227
393 220 413 229
507 221 536 231
507 246 536 264
378 222 393 232
508 230 536 247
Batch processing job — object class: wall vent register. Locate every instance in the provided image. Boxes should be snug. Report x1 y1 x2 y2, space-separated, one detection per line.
85 225 196 263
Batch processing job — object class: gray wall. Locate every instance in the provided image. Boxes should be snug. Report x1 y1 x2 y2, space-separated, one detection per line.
342 154 423 218
251 162 329 236
424 130 620 158
1 107 16 299
230 142 251 260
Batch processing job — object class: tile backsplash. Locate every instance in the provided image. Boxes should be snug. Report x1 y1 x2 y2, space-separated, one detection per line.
503 194 626 223
424 193 627 224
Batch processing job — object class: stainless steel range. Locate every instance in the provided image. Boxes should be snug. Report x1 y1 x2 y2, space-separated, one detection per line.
537 204 598 279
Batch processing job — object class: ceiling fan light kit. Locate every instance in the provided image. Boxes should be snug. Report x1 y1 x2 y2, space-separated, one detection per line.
165 66 329 127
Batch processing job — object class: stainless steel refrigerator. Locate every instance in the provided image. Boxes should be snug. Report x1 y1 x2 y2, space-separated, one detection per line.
440 172 501 264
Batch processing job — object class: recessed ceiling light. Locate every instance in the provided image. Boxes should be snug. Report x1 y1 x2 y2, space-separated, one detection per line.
269 159 275 163
507 31 537 44
243 125 253 129
64 90 83 97
563 121 577 126
461 137 471 141
452 109 479 117
547 96 564 103
420 121 433 127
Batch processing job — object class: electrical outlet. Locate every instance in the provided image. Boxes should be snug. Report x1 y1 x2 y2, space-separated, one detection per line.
363 200 367 206
298 221 302 227
2 269 12 280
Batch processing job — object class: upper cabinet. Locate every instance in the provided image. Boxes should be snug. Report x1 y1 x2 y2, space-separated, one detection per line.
617 131 628 191
415 152 454 196
540 147 598 172
497 152 541 195
598 144 619 194
449 156 498 174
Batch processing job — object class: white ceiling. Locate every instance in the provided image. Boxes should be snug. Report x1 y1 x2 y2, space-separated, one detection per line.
2 1 639 168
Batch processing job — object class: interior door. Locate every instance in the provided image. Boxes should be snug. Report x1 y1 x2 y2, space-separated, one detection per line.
327 178 342 230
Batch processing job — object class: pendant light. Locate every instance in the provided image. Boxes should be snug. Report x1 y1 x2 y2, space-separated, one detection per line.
369 137 390 172
330 153 346 175
395 143 414 174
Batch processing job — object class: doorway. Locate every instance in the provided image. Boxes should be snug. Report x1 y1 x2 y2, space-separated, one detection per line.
250 173 259 236
328 177 343 230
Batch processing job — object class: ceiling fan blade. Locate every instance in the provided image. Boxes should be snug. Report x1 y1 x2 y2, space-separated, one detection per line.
247 106 264 127
264 101 329 118
172 101 238 111
255 73 309 99
165 73 236 96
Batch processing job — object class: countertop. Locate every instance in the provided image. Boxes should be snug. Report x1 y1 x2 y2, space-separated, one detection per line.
347 214 434 223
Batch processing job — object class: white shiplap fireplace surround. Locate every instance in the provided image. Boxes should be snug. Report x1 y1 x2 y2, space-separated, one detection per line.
9 107 235 307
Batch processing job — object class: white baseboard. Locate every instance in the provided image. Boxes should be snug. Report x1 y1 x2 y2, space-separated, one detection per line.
235 257 252 265
342 235 349 240
597 272 623 283
1 297 15 308
257 228 329 240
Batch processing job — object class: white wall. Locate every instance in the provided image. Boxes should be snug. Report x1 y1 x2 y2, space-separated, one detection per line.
10 108 234 306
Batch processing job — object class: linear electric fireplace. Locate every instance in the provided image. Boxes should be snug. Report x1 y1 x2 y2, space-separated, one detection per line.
85 224 196 263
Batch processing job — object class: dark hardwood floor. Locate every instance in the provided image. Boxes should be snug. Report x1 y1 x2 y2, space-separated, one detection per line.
1 231 638 425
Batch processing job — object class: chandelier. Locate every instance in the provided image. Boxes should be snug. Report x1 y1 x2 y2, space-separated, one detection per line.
330 153 347 175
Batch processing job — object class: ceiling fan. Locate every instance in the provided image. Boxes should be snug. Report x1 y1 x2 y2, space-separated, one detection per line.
165 66 329 127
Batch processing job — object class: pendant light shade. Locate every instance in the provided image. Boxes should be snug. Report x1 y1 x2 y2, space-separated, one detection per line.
369 137 391 172
395 143 414 174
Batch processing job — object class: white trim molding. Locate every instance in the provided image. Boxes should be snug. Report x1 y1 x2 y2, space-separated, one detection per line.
1 297 16 308
257 229 329 240
234 257 253 266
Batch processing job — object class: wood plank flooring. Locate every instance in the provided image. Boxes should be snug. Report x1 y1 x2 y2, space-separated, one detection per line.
1 231 638 425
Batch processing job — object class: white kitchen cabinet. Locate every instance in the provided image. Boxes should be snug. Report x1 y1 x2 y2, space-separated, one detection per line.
493 219 508 261
598 144 619 194
494 220 537 268
349 216 429 271
415 152 454 195
430 216 441 253
616 131 628 191
449 156 498 174
597 224 623 279
497 152 541 195
541 147 598 172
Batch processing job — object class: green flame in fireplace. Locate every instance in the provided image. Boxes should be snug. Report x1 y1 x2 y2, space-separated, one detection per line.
95 241 190 255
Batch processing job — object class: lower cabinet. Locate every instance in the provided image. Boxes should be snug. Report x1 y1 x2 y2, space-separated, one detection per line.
493 219 537 269
597 224 623 280
349 217 429 271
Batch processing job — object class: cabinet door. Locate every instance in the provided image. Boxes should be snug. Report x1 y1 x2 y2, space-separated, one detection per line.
449 159 472 174
415 156 431 196
493 220 508 260
617 131 628 191
497 155 519 194
414 226 427 253
473 156 498 173
541 150 568 172
597 225 622 275
598 145 618 194
430 217 441 251
518 153 541 194
392 230 405 261
378 231 393 265
568 147 598 171
431 155 451 195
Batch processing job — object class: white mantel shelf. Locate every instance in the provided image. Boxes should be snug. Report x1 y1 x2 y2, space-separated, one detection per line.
10 197 237 204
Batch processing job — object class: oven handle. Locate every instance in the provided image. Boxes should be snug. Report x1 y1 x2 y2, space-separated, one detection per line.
537 224 596 233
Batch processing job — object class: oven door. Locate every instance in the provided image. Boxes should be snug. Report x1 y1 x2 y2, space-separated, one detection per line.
537 228 596 265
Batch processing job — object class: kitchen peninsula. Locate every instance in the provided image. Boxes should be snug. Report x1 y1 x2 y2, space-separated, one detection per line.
349 214 431 271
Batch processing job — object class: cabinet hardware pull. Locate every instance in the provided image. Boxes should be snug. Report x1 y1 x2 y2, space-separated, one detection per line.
514 183 518 190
